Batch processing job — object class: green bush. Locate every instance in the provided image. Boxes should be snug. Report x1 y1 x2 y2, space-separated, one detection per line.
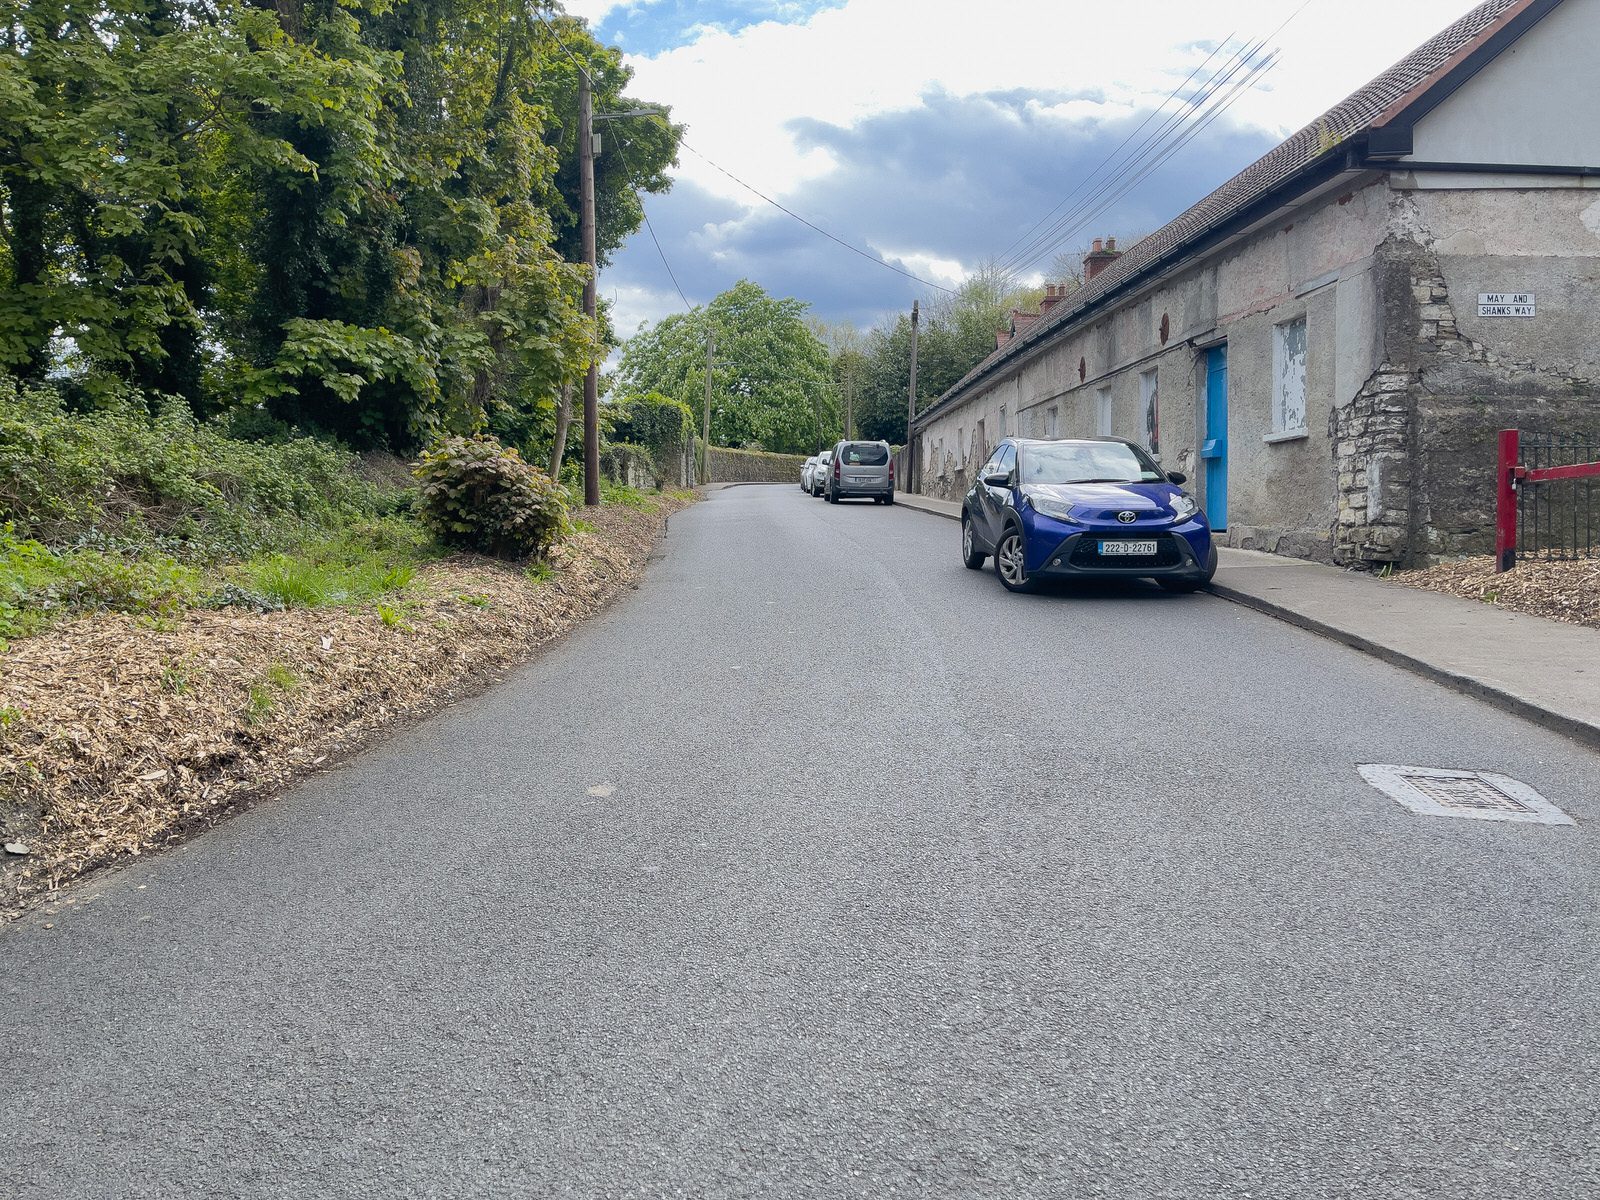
0 530 202 643
610 391 693 475
413 435 568 559
0 379 407 558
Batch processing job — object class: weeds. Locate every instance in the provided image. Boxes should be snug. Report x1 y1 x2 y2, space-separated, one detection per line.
524 561 555 584
244 662 298 725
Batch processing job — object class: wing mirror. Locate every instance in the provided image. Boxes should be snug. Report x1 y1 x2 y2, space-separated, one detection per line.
1166 470 1187 485
982 470 1012 488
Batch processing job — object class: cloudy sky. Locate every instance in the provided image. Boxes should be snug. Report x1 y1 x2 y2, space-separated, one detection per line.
565 0 1488 338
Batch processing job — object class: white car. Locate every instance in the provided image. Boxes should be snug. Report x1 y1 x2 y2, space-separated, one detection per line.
810 450 833 496
801 456 819 492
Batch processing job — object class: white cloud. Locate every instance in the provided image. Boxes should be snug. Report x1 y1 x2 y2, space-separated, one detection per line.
599 0 1490 333
624 0 1485 205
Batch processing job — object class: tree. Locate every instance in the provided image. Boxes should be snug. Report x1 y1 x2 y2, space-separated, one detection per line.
615 280 838 456
851 265 1045 444
0 0 678 454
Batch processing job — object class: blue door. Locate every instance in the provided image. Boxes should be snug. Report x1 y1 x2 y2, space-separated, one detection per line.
1201 345 1228 529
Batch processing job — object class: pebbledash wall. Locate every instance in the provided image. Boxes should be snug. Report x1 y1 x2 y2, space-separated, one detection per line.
910 0 1600 567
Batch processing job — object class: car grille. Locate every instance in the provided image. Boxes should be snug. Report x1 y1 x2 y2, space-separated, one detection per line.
1068 533 1184 568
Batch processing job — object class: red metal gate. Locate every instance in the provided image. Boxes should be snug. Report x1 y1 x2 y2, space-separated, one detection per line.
1495 429 1600 572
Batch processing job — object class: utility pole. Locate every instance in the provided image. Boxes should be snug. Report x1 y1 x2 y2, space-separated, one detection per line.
700 329 715 483
844 366 854 441
579 68 600 506
906 300 919 492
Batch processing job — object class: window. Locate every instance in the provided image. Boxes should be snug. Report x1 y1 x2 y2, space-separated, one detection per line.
957 428 965 466
1140 369 1160 456
997 444 1016 477
1273 316 1308 436
1095 387 1113 436
1046 406 1059 438
1018 440 1164 485
936 439 945 476
840 441 888 465
998 405 1007 437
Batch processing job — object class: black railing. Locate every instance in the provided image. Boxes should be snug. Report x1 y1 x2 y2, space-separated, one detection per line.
1516 431 1600 562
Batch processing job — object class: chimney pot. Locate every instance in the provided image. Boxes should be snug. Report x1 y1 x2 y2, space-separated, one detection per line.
1092 238 1104 253
1106 237 1117 252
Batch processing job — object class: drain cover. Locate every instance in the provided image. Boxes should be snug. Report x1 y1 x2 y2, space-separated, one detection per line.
1358 764 1574 826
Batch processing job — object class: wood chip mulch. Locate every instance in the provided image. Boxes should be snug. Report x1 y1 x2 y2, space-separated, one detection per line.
0 494 695 915
1391 554 1600 630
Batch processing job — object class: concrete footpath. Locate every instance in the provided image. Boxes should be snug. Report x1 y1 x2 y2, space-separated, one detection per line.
895 491 1600 751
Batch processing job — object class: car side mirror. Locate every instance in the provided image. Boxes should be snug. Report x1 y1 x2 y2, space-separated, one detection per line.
982 471 1011 488
1166 470 1187 485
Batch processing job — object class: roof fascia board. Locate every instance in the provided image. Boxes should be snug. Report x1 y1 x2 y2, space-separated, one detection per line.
912 156 1372 431
1366 0 1563 156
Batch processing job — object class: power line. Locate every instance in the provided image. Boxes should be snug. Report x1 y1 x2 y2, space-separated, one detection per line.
991 32 1237 268
677 139 956 295
1006 42 1282 279
996 0 1317 282
612 135 693 310
995 35 1267 278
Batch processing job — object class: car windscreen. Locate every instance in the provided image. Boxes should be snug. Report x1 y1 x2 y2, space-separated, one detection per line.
1019 441 1164 485
838 442 889 466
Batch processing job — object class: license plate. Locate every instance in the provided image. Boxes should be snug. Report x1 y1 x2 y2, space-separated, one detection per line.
1099 540 1157 556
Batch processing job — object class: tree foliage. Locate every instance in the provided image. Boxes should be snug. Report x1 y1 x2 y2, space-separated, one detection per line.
614 280 839 456
852 266 1044 444
0 0 679 451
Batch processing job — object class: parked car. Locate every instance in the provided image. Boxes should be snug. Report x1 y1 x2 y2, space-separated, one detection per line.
960 436 1215 593
810 449 834 496
801 456 819 492
823 439 895 504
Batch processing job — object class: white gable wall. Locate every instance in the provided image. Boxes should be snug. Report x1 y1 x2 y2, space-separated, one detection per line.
1405 0 1600 166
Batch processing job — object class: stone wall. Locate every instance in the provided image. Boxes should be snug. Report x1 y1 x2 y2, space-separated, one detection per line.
706 445 808 484
1333 194 1600 565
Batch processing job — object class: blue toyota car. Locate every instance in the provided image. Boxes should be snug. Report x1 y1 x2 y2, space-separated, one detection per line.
960 437 1216 594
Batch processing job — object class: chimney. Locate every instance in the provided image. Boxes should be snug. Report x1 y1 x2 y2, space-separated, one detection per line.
1039 283 1064 314
996 329 1011 349
1084 235 1122 282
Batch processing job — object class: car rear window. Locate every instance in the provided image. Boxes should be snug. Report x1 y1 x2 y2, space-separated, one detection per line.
840 442 888 466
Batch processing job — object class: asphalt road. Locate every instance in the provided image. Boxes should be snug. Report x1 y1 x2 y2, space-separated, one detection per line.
4 486 1598 1199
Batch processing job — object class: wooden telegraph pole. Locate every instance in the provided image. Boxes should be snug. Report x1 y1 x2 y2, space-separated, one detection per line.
701 329 715 483
906 300 919 492
579 69 600 506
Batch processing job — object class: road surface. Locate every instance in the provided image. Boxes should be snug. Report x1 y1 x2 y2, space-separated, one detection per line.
4 486 1597 1197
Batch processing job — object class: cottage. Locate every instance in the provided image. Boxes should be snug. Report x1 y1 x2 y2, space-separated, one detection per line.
911 0 1600 566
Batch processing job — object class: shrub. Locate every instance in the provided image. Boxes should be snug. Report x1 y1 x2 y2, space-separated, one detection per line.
413 435 568 559
0 378 408 558
610 391 694 477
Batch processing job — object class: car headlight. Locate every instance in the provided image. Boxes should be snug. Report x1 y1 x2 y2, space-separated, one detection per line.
1169 494 1199 523
1028 496 1079 523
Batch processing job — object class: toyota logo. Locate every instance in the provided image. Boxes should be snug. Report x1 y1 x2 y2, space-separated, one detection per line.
1116 511 1137 524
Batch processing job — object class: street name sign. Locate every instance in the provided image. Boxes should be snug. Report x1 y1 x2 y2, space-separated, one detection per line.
1477 292 1535 317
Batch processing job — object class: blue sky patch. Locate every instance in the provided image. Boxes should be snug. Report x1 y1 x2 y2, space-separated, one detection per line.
596 0 848 55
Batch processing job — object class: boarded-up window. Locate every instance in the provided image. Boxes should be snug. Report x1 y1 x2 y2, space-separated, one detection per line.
1273 317 1308 434
998 406 1007 437
1046 406 1059 438
1140 369 1160 455
1095 387 1113 436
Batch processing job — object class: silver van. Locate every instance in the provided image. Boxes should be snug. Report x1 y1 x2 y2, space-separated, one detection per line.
824 440 895 504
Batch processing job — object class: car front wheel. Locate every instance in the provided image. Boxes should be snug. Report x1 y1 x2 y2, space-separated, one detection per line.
993 525 1032 592
961 516 985 569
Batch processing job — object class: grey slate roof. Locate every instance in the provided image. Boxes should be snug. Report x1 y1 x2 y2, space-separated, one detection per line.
916 0 1532 426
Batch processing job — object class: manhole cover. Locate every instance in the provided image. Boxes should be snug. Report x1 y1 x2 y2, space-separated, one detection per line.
1358 764 1574 826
